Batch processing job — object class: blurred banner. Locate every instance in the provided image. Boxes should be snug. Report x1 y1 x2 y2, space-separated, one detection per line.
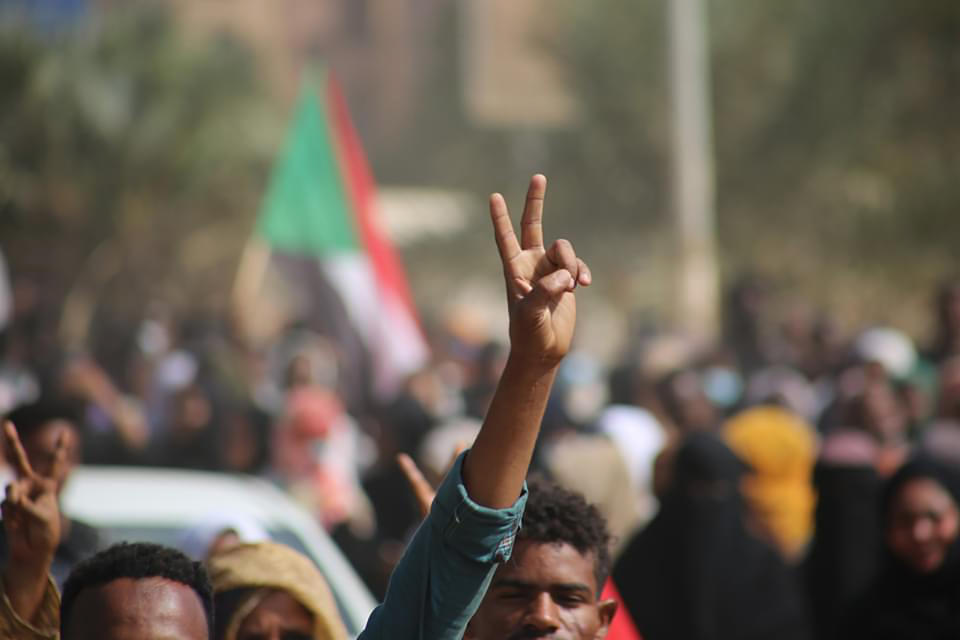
234 69 429 406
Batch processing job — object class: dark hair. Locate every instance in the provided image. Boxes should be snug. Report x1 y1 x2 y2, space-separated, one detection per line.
61 542 214 637
520 476 613 592
5 398 79 441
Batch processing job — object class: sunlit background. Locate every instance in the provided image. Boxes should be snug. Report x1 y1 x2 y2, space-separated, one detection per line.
3 0 960 624
4 0 958 365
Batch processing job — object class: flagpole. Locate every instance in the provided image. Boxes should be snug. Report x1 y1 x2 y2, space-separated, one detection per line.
230 234 272 343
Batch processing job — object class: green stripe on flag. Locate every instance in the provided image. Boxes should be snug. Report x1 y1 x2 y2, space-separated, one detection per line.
257 78 359 255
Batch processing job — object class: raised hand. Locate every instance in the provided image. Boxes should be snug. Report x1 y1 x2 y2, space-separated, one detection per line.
397 443 468 519
396 453 436 520
489 174 591 366
2 420 67 567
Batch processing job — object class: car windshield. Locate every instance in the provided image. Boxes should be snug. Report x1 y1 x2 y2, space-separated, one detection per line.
97 524 364 635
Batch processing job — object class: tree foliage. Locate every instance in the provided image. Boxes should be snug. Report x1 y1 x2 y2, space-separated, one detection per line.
553 0 960 326
0 7 280 359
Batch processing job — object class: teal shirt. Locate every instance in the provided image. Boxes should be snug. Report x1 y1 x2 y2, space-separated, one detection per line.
358 452 527 639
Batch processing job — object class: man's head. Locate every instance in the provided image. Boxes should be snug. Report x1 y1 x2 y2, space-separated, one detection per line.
467 477 616 640
5 399 80 495
61 542 214 640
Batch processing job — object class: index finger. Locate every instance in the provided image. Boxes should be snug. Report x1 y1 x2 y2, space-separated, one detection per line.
396 453 436 519
520 174 546 250
47 428 72 486
489 193 521 263
3 421 34 480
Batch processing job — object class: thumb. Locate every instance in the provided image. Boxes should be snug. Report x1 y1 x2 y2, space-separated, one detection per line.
526 269 574 308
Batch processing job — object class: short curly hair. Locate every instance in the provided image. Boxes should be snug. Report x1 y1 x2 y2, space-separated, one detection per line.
520 475 613 592
61 542 214 637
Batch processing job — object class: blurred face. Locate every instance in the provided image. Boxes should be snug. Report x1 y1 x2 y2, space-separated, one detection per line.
466 541 615 640
65 577 208 640
667 371 716 433
23 420 80 495
861 380 907 443
886 477 960 574
175 386 213 433
235 589 314 640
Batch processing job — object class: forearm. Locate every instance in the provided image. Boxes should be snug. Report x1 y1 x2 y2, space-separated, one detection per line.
359 453 526 639
2 557 53 626
462 353 558 509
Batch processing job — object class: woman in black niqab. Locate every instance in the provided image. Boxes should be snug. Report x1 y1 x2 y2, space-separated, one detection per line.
839 456 960 639
613 432 810 640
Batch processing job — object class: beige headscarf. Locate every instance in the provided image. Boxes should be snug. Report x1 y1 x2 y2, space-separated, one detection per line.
207 541 349 640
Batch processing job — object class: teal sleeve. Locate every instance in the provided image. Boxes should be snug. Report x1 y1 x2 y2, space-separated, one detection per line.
357 450 527 640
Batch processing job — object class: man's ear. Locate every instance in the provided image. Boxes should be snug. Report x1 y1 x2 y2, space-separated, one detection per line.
463 616 478 640
594 598 618 639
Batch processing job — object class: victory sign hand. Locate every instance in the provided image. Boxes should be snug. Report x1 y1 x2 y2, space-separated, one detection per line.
2 421 68 567
489 174 591 367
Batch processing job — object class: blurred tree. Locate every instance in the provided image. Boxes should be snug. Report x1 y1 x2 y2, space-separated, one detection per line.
551 0 960 329
0 7 280 375
712 0 960 323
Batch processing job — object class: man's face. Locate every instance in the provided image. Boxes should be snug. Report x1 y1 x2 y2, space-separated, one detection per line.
235 589 315 640
466 540 615 640
64 577 209 640
23 420 79 495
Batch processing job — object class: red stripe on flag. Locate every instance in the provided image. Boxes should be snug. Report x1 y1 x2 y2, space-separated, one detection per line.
325 72 423 329
602 579 643 640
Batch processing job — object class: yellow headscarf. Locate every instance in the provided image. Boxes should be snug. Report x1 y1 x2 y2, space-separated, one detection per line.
207 541 349 640
723 406 817 560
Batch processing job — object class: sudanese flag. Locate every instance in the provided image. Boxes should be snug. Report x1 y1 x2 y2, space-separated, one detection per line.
247 70 428 407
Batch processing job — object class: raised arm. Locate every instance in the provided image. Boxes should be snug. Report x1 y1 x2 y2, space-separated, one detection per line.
463 173 590 508
358 174 591 639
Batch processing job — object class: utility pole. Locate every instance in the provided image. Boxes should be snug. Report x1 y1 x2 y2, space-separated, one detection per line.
668 0 720 343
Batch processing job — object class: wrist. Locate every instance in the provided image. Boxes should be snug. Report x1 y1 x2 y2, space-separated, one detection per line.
6 550 54 582
504 349 564 376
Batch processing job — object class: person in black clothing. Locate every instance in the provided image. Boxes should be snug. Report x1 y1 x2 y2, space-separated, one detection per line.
839 457 960 639
804 461 884 640
1 400 101 585
613 432 811 640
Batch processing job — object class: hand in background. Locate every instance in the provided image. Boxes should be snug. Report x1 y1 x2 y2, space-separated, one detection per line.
2 420 69 623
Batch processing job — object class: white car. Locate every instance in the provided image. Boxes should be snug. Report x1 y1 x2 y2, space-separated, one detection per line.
61 466 377 636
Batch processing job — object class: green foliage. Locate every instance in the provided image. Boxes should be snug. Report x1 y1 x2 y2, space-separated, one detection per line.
551 0 960 327
0 7 280 345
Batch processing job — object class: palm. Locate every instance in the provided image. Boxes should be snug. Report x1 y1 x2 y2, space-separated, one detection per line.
8 482 59 561
491 175 590 365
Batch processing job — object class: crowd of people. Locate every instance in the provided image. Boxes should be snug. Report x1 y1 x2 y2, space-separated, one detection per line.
1 171 960 639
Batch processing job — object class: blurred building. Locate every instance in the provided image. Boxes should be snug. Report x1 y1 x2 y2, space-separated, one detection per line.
153 0 444 147
103 0 577 143
460 0 578 128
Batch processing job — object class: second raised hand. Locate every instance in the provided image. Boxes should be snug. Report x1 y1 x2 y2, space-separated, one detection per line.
488 174 592 366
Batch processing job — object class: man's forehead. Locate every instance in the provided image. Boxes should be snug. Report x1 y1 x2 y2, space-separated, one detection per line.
68 577 208 640
495 540 597 589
